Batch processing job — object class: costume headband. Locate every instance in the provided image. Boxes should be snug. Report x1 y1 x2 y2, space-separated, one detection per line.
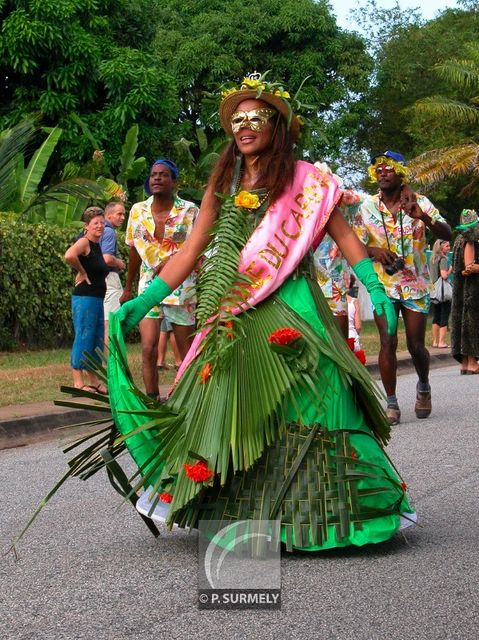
367 156 410 184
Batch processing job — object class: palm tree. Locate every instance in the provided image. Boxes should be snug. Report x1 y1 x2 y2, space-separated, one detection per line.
410 43 479 191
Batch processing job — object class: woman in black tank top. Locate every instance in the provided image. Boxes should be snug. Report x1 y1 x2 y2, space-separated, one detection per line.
65 207 110 393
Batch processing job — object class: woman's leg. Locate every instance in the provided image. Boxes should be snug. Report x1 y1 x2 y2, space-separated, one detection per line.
71 296 85 388
431 302 440 347
88 298 106 392
437 301 450 347
431 323 439 347
71 296 104 390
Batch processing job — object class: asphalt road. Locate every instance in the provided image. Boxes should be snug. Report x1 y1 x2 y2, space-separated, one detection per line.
1 364 478 640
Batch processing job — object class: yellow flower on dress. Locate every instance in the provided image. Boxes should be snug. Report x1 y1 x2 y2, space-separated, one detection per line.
234 191 261 209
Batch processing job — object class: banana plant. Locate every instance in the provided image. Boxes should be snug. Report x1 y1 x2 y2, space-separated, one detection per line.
174 127 228 202
0 119 103 225
116 124 147 189
0 117 37 212
69 115 147 200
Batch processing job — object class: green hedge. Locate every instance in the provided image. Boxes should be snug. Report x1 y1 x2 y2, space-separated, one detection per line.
0 217 131 350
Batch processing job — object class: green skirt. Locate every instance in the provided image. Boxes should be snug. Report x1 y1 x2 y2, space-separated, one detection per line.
108 275 413 552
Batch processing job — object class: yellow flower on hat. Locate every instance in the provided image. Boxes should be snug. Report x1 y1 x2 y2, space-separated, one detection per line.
234 190 261 209
241 77 265 90
274 89 290 98
220 87 237 99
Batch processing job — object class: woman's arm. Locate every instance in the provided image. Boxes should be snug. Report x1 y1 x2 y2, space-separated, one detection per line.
464 241 475 268
462 241 479 275
354 300 362 333
65 237 89 274
439 256 451 280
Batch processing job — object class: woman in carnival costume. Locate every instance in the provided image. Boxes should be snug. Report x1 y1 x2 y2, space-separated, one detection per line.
19 73 415 552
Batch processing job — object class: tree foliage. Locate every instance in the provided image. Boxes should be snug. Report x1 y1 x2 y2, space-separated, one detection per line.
151 0 373 162
409 43 479 207
0 0 181 172
351 4 479 219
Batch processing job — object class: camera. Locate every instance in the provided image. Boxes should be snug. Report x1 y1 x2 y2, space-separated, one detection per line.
384 257 405 276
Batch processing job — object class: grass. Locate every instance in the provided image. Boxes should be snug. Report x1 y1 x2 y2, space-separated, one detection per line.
0 342 176 408
0 318 428 407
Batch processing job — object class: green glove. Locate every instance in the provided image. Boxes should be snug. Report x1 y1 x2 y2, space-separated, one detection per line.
352 258 397 336
116 277 173 334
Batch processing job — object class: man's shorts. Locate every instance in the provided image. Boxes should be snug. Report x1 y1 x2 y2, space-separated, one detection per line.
390 294 430 314
145 303 195 326
104 272 123 315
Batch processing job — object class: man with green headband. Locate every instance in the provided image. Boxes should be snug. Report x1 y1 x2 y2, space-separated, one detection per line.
353 151 452 425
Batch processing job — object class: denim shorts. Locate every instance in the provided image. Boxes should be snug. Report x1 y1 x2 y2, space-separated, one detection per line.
71 295 104 370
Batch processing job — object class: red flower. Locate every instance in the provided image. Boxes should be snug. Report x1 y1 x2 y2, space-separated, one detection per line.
351 450 357 460
158 492 173 503
268 327 303 345
198 362 213 384
401 482 408 492
161 237 179 252
183 460 215 483
347 338 355 351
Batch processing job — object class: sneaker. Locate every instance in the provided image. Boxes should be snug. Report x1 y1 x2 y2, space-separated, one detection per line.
415 388 432 419
386 405 401 425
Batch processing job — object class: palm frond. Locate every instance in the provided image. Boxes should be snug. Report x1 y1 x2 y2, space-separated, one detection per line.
434 59 479 90
409 143 479 186
414 96 479 125
194 195 254 366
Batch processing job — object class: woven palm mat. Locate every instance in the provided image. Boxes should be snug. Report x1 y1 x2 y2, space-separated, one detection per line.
175 424 403 551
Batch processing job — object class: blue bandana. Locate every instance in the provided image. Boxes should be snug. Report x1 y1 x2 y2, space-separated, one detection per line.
144 159 179 195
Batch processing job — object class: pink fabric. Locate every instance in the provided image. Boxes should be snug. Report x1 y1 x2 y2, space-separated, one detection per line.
176 160 341 380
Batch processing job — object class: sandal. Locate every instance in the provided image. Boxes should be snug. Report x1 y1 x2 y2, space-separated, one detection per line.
437 344 449 349
81 383 108 395
78 384 100 394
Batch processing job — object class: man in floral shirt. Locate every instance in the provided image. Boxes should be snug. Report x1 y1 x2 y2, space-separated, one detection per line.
121 159 199 398
353 151 451 425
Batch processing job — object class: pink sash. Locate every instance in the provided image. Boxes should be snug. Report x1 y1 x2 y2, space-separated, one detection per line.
176 160 341 379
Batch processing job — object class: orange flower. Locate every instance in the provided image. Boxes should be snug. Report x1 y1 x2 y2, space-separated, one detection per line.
234 190 261 209
183 460 215 483
198 362 213 384
224 320 234 339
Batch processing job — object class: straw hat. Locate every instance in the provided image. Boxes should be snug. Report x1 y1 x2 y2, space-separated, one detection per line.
219 73 301 139
456 208 478 230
